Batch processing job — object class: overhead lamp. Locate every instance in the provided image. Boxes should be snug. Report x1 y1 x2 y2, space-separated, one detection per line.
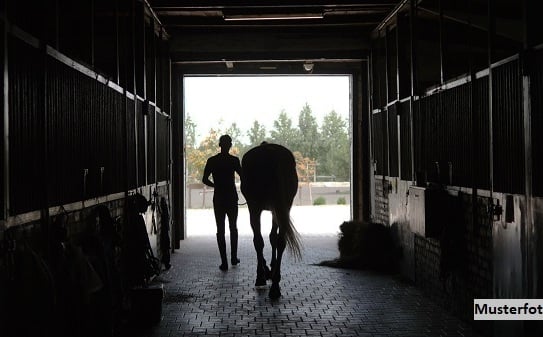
303 62 314 73
223 13 323 21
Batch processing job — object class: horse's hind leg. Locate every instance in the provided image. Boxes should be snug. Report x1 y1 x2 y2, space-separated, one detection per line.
269 233 286 299
249 207 267 286
269 210 288 299
269 218 278 279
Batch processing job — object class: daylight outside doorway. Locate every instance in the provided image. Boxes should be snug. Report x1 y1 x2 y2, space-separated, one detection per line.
183 76 352 236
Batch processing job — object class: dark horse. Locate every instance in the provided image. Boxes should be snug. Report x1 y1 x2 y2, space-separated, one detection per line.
241 143 302 299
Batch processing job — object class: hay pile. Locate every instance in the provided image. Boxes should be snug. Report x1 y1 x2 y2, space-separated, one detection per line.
319 221 400 273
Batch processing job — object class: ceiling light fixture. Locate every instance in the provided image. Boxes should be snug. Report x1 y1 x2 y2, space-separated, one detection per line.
303 62 314 73
224 13 323 21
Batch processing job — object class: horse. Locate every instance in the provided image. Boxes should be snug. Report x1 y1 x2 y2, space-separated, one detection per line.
240 142 302 299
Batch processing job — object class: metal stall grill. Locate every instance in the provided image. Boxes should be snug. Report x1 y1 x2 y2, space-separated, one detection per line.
8 37 45 215
127 98 137 189
424 93 443 184
371 110 387 176
441 83 472 187
46 57 81 206
414 93 442 184
532 50 543 197
156 43 163 110
413 99 423 181
112 91 128 195
473 76 490 190
492 59 525 195
93 80 126 197
399 100 412 181
156 40 169 112
413 78 493 190
4 3 170 218
388 104 399 177
147 104 156 185
372 38 387 109
415 84 474 187
386 28 398 102
156 112 169 183
46 59 127 205
1 23 4 219
136 99 146 186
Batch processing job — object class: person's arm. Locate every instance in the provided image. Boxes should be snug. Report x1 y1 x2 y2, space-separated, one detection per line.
235 157 242 178
202 160 214 188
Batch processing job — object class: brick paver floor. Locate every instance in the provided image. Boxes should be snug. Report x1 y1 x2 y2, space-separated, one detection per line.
124 234 482 337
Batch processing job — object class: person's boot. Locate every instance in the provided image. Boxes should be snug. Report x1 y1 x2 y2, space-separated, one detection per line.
230 228 240 266
217 234 228 271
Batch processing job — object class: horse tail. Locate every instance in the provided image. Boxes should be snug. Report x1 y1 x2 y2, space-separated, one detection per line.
273 208 303 261
280 145 302 260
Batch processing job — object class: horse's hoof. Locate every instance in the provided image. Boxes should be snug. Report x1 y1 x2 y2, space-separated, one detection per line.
255 278 267 287
269 284 281 299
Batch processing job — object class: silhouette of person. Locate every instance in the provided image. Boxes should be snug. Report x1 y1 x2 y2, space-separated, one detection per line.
202 135 242 271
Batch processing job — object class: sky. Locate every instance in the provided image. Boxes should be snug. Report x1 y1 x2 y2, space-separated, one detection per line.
183 75 351 144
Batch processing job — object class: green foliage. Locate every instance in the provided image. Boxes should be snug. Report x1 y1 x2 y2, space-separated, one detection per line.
185 115 197 149
313 196 326 206
319 110 350 180
293 151 316 183
247 120 267 147
337 197 346 205
270 110 298 149
185 127 241 184
297 103 320 159
225 122 242 148
185 104 350 184
186 129 219 184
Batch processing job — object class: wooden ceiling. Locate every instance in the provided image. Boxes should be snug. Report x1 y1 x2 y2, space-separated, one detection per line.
148 0 400 72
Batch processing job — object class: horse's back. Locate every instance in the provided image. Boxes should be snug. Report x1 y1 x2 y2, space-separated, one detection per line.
241 143 298 207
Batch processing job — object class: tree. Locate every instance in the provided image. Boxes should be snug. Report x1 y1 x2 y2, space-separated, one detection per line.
185 114 197 149
321 110 347 142
293 151 316 184
185 107 351 185
185 114 200 184
186 127 241 184
319 110 350 180
293 151 317 204
186 129 218 183
247 120 267 147
297 103 319 159
270 110 298 149
225 122 243 148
